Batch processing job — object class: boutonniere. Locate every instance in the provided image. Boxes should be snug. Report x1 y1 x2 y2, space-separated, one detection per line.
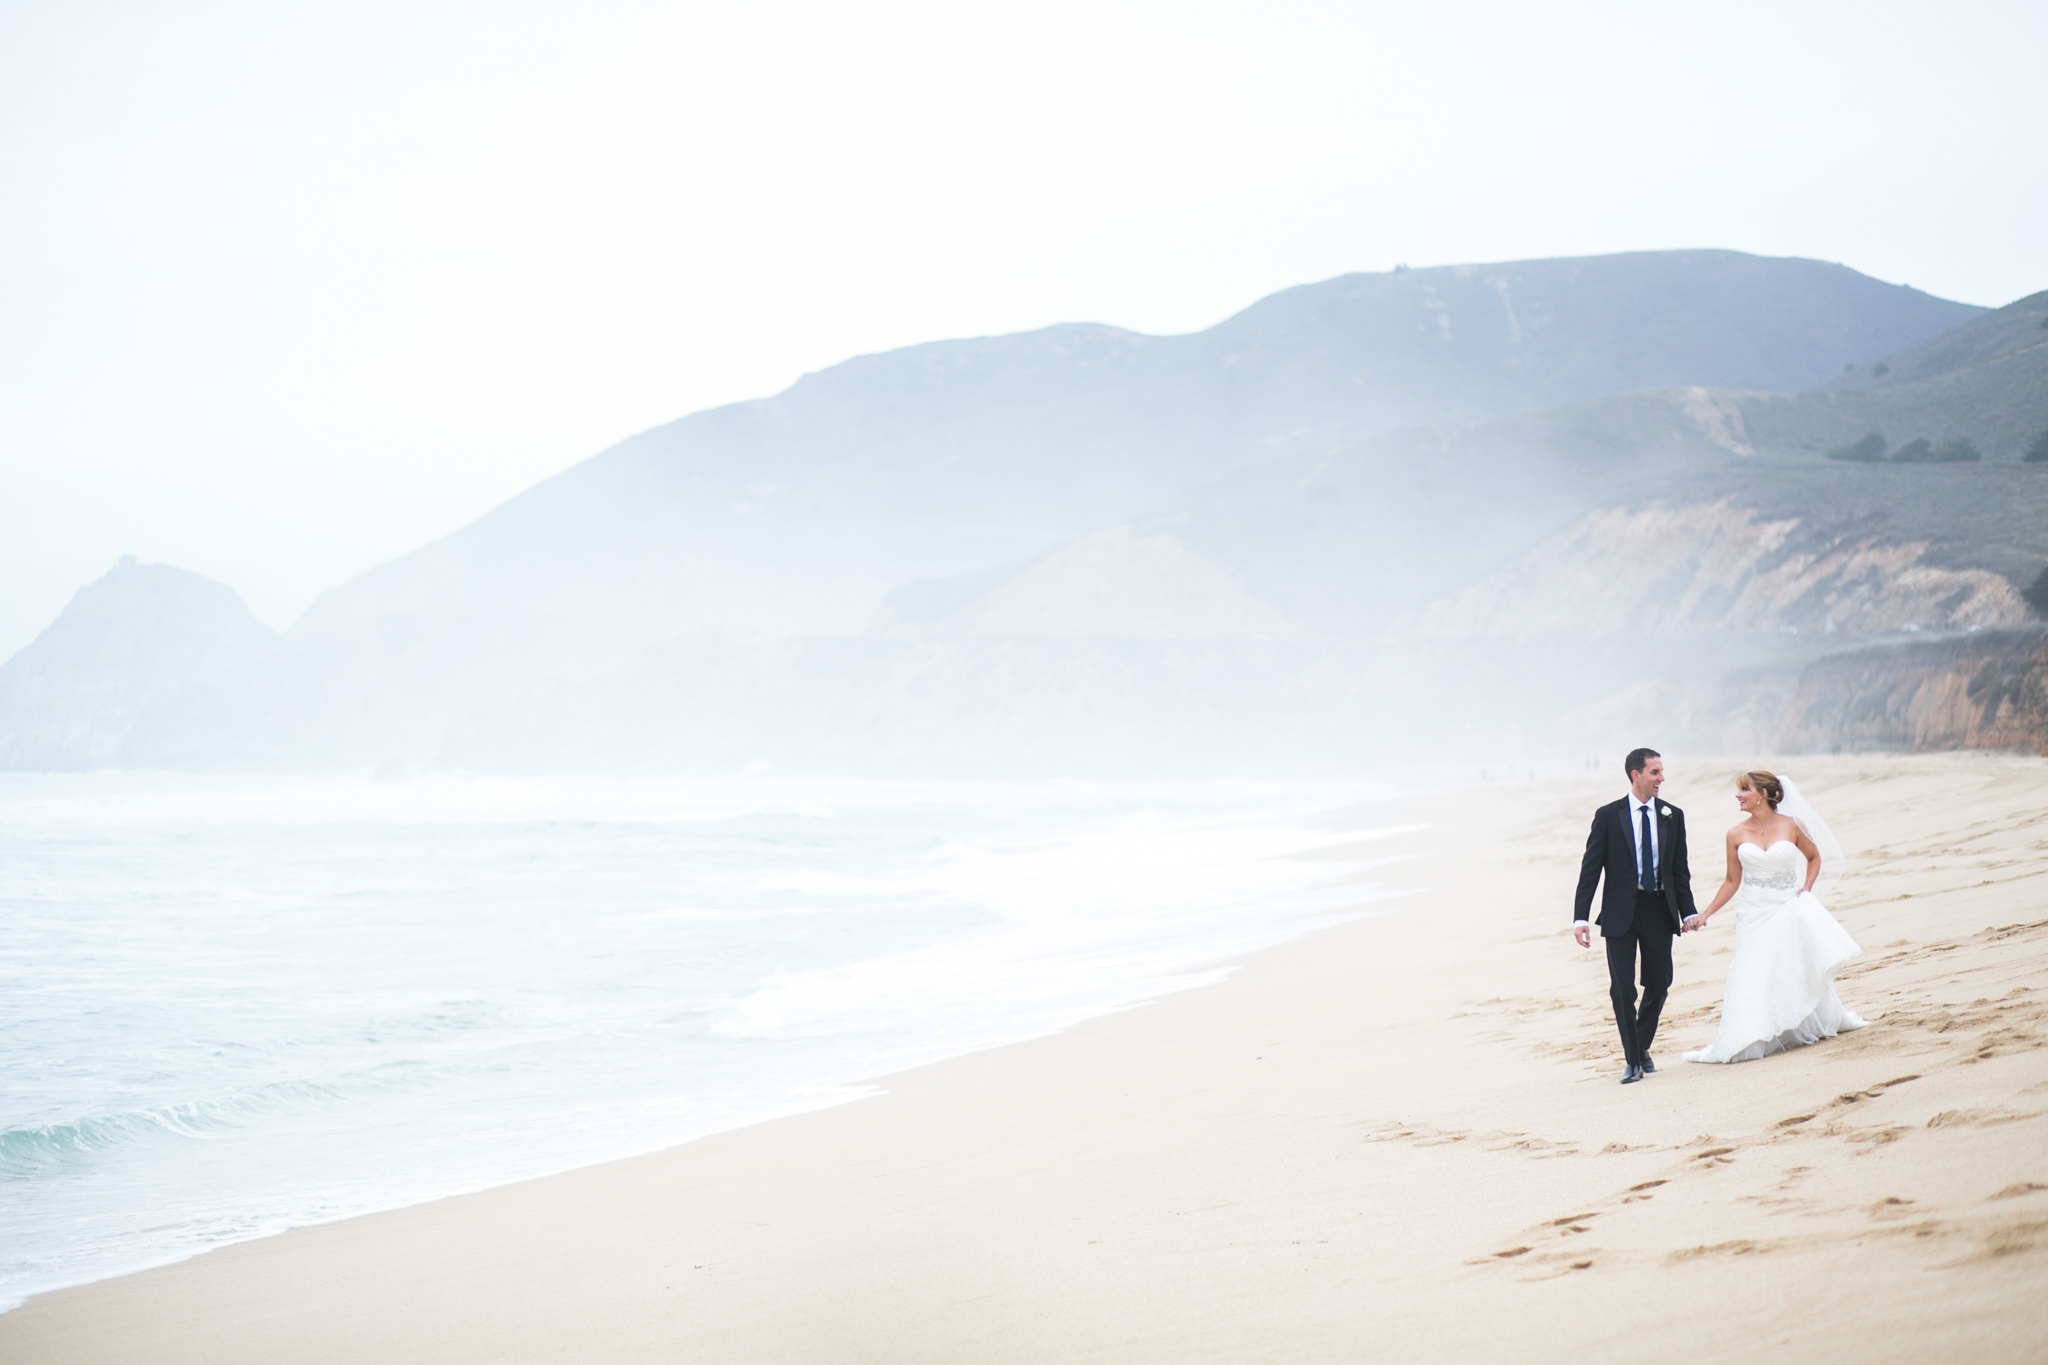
1660 806 1672 817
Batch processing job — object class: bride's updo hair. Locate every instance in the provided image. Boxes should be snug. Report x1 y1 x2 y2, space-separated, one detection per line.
1739 770 1784 809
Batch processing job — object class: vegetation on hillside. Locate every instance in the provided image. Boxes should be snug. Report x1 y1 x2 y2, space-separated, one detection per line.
1883 436 1981 462
1826 432 1980 463
1827 432 1887 462
2027 567 2048 618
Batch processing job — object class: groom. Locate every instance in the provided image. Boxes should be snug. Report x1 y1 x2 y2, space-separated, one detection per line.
1573 748 1701 1084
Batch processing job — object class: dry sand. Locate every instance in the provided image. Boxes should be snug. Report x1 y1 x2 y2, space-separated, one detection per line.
4 753 2045 1363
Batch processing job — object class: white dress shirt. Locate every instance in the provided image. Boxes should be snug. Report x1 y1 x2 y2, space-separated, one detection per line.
1575 792 1661 927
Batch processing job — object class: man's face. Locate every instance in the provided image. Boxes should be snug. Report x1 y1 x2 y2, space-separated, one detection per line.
1632 757 1666 800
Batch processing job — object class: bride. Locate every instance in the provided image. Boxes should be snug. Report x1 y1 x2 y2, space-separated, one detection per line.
1682 771 1868 1064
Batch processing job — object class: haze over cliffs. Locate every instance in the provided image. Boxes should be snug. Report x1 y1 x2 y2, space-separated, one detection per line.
0 560 278 770
6 250 2043 774
302 250 1976 647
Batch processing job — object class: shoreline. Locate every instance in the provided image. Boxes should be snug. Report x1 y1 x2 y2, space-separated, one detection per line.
0 775 1411 1315
5 752 2045 1362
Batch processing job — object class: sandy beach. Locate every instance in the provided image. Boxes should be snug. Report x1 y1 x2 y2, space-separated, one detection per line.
4 752 2044 1363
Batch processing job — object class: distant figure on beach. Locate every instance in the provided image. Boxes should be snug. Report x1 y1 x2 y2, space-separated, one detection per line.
1680 770 1868 1064
1573 748 1699 1085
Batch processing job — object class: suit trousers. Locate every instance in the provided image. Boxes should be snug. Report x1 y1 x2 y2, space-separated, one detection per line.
1605 890 1676 1066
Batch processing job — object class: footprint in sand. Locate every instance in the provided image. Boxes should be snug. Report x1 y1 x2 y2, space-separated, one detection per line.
1989 1183 2048 1200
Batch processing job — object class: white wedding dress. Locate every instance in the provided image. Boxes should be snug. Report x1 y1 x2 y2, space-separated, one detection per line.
1683 840 1868 1064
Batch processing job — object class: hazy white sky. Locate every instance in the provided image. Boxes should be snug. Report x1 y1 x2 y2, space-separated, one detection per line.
2 0 2043 655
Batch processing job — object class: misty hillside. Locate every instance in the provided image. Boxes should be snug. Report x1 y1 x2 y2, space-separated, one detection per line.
7 251 2042 774
0 560 278 770
1744 289 2048 472
441 282 2045 775
1027 289 2048 644
811 289 2048 769
295 250 1972 649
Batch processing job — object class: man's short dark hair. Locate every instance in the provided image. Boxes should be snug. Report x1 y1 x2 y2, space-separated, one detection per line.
1625 747 1661 778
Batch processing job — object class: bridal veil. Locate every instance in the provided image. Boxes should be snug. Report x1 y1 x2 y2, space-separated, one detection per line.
1774 774 1845 898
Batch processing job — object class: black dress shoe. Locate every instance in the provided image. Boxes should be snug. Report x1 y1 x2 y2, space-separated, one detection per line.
1621 1064 1644 1084
1641 1056 1656 1074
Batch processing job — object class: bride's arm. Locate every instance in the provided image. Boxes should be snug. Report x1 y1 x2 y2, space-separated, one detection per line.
1793 825 1821 894
1695 829 1743 924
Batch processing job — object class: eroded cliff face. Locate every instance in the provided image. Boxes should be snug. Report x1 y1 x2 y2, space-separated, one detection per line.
1405 499 2028 639
1676 387 1756 455
1777 628 2048 755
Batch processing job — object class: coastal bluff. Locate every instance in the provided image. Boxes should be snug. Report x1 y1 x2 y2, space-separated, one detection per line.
4 254 2043 775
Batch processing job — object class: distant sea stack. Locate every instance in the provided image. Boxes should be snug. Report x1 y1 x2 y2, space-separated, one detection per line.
1778 626 2048 754
0 559 277 770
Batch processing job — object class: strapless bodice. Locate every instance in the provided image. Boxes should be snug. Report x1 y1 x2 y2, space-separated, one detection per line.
1737 840 1804 898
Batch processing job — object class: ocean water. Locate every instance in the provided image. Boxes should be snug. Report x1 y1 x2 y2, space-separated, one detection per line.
0 772 1411 1311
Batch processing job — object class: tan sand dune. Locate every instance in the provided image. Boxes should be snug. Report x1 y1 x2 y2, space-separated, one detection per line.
4 753 2044 1362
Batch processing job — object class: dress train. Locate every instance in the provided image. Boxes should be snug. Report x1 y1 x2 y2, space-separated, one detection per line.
1684 840 1867 1065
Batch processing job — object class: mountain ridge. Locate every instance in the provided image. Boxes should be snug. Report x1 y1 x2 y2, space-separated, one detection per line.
4 250 2030 773
294 249 1980 646
0 560 278 770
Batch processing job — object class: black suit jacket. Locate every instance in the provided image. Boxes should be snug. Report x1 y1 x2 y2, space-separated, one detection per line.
1573 796 1699 938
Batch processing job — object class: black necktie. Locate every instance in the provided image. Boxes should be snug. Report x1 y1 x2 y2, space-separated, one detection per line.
1638 804 1656 891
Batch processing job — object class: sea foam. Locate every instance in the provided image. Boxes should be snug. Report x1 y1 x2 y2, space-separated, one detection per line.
0 772 1408 1310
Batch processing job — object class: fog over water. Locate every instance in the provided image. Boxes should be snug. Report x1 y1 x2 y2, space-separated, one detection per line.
0 772 1405 1308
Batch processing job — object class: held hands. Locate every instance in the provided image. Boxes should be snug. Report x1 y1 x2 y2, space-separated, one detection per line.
1682 913 1705 933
